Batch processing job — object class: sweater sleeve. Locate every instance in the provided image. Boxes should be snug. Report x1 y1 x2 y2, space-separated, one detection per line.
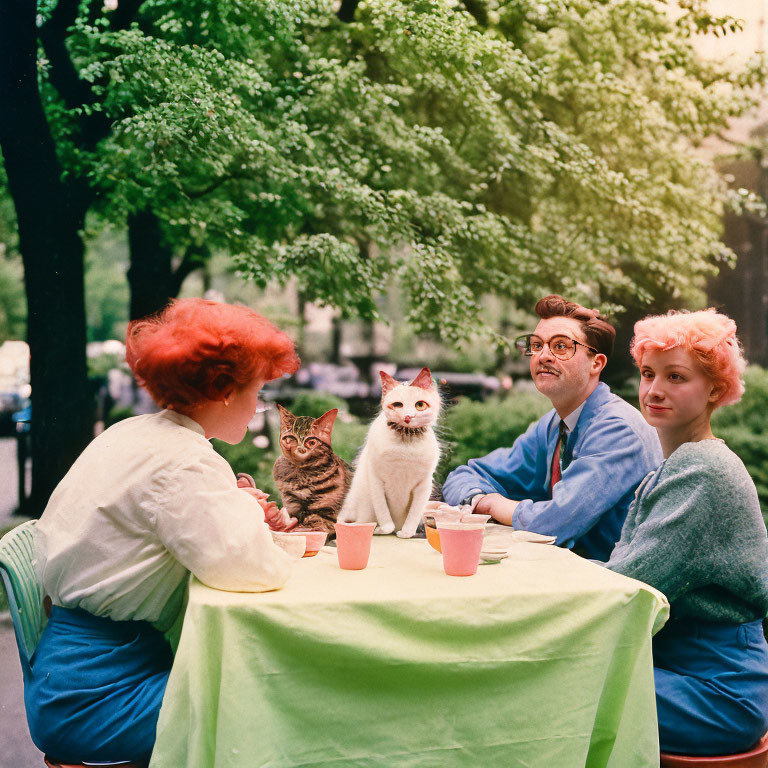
604 458 715 602
152 450 295 592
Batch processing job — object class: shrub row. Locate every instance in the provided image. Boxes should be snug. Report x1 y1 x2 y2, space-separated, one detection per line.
215 367 768 520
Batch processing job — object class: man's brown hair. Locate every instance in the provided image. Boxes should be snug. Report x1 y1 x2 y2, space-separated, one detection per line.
534 295 615 357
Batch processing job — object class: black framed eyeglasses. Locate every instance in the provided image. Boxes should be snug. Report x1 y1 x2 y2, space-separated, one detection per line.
514 334 598 360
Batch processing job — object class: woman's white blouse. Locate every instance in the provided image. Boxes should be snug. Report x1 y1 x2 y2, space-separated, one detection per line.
36 410 294 630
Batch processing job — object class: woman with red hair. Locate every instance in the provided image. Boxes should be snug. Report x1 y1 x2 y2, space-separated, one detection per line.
605 309 768 755
26 299 301 765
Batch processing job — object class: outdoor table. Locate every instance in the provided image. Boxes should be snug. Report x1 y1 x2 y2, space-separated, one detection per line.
149 537 669 768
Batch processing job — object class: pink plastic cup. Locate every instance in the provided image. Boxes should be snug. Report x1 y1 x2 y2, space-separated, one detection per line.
335 522 377 570
437 525 484 576
459 513 491 526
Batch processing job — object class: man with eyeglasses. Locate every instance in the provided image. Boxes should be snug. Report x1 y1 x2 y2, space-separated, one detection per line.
442 295 662 561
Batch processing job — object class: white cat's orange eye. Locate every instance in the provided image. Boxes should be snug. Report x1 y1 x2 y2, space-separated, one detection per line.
415 401 428 410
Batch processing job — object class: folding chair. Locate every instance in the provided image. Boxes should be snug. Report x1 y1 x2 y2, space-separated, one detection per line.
0 521 146 768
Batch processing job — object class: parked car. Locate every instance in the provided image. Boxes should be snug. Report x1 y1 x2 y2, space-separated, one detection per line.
12 404 30 434
394 369 500 402
0 391 27 437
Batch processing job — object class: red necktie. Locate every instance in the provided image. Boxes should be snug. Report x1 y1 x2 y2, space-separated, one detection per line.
551 420 567 492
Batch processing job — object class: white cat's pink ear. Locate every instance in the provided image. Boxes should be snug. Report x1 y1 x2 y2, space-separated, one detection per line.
410 367 434 390
313 409 338 440
380 371 399 396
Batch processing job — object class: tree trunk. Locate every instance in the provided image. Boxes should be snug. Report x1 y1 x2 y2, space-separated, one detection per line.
0 0 92 515
127 210 176 320
330 315 343 364
127 209 207 320
296 289 308 359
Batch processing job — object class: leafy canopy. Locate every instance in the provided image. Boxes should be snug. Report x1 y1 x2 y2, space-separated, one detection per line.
44 0 763 344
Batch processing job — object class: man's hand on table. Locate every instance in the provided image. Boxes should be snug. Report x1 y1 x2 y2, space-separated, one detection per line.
474 494 520 527
236 474 299 531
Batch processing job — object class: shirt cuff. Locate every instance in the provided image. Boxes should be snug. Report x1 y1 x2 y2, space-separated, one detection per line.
510 498 530 529
460 489 485 507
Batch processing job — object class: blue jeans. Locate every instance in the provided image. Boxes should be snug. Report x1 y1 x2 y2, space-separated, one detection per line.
25 606 172 764
655 618 768 755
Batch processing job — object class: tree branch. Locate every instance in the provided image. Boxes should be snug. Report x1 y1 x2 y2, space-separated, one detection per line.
181 172 243 200
461 0 489 27
109 0 147 31
337 0 361 23
39 0 95 110
39 0 147 151
170 243 209 296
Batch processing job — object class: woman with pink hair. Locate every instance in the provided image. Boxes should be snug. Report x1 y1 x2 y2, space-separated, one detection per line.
605 309 768 755
26 299 302 765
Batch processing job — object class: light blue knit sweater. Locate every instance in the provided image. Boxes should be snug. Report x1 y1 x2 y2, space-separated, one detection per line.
605 439 768 623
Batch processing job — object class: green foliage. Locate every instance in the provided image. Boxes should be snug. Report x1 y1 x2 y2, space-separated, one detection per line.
285 391 370 463
107 404 136 426
329 420 369 464
0 253 26 343
211 366 768 521
0 165 25 343
712 366 768 435
713 426 768 517
212 436 281 498
36 0 762 350
214 391 370 497
674 0 745 38
712 367 768 514
84 228 129 342
437 389 550 482
285 391 348 418
87 354 121 378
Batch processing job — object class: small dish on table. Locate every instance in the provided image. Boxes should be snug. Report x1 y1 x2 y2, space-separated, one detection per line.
272 529 328 557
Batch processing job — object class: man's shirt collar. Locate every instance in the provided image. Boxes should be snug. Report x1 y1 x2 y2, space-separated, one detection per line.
560 401 585 435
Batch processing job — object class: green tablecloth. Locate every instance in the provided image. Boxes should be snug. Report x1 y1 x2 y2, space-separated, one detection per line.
150 538 669 768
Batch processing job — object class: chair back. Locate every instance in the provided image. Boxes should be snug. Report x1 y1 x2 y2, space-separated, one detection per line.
0 520 47 677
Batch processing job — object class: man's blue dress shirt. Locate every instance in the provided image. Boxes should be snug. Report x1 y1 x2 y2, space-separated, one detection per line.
441 382 662 561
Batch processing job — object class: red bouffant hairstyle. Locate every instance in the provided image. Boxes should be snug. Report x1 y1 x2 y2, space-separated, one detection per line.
631 309 745 409
126 299 300 412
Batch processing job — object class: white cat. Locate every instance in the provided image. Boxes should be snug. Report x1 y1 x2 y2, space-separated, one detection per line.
339 367 441 538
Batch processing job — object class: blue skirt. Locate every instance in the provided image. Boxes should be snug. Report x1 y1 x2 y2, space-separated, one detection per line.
25 605 173 764
655 618 768 755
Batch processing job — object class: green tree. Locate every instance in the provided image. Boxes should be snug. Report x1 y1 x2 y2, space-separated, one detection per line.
65 0 760 344
0 0 92 514
0 0 760 512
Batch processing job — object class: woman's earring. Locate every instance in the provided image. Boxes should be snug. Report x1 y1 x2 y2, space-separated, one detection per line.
224 398 230 407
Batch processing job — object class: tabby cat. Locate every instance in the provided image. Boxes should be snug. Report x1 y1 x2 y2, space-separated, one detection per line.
339 367 441 538
273 405 352 537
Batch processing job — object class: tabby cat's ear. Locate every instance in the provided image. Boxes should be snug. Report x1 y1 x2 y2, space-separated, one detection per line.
276 403 295 427
410 367 434 390
380 371 399 396
312 409 338 441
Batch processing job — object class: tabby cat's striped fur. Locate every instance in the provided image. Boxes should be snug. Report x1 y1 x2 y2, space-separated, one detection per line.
273 405 352 537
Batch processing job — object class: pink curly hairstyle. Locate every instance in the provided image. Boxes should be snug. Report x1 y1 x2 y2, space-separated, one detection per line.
126 298 299 411
630 309 746 408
